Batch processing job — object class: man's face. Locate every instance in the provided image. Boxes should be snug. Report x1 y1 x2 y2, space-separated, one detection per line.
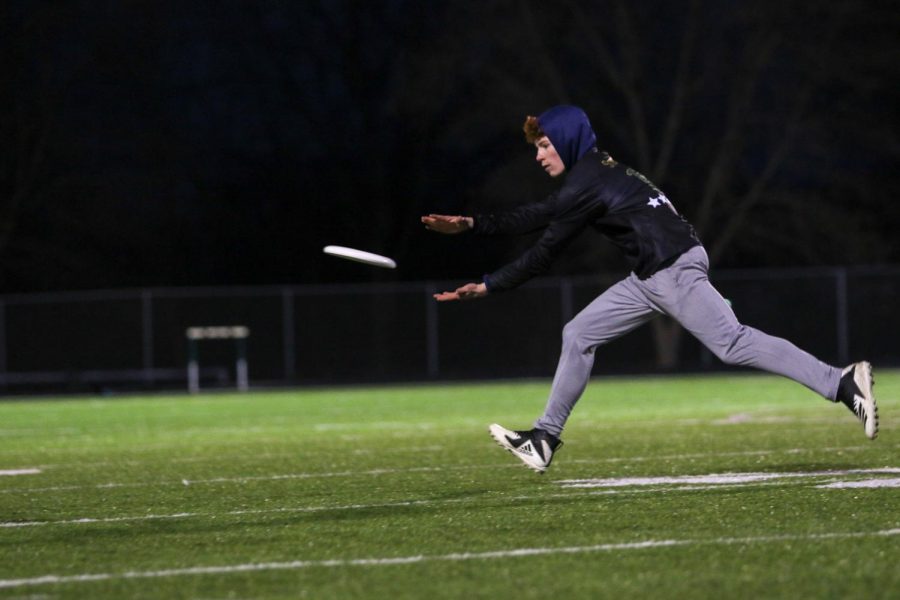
535 136 565 177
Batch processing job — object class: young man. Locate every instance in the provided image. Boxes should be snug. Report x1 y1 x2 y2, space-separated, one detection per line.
422 105 878 473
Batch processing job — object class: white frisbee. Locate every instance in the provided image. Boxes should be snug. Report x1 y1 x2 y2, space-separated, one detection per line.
323 245 396 269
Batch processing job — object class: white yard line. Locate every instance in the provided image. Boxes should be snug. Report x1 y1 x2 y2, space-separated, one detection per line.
9 441 893 473
0 486 779 529
5 467 898 529
0 466 470 495
19 445 445 470
0 500 440 529
0 469 41 476
1 529 897 590
566 443 886 465
0 444 888 495
817 478 900 489
0 481 820 529
557 468 900 488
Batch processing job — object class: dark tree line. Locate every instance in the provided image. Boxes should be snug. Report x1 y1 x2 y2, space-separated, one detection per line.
1 0 898 295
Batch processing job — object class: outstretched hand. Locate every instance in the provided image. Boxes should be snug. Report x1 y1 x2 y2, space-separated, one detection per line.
421 214 473 234
434 282 488 302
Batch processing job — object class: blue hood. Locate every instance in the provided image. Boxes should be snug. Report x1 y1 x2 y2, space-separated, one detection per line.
537 105 597 171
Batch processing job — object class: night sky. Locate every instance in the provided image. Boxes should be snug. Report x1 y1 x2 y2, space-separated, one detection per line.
2 1 899 294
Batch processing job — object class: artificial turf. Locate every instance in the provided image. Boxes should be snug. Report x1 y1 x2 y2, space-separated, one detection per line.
0 372 897 599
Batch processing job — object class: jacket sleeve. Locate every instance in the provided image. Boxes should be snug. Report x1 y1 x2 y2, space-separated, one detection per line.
483 213 587 292
472 194 558 235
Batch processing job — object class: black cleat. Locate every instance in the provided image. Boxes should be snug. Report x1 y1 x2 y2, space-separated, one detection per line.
488 424 563 473
836 361 878 440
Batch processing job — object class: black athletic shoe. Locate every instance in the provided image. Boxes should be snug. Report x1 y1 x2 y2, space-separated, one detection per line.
488 424 563 473
836 361 878 440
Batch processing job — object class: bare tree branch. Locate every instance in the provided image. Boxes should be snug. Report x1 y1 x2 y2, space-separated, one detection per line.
708 89 811 265
612 1 652 170
518 0 570 103
651 0 701 182
693 33 779 237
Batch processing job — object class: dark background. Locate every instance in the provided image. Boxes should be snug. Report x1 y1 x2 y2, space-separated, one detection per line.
2 0 899 294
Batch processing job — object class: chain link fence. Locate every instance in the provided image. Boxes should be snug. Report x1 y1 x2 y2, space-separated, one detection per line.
2 266 898 395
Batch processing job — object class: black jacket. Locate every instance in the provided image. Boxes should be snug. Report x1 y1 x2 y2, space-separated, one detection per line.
474 149 701 292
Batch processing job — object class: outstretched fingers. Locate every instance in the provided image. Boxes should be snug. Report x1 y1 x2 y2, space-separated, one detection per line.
433 290 461 301
433 282 486 302
421 214 470 234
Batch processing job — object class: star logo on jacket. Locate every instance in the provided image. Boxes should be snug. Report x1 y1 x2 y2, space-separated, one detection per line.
648 195 667 208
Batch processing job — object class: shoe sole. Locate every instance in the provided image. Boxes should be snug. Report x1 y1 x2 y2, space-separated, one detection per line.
856 361 878 440
488 424 548 474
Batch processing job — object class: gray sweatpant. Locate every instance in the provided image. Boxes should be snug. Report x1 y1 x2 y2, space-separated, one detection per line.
534 245 842 436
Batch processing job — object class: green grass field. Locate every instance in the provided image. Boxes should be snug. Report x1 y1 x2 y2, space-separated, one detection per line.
1 372 898 599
